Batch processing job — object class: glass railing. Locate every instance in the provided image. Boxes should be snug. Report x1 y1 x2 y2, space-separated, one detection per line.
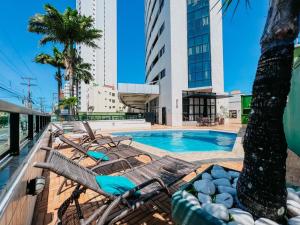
51 113 145 122
0 100 51 160
0 112 10 156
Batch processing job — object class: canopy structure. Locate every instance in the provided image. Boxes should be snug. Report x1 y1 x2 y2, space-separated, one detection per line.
118 83 160 110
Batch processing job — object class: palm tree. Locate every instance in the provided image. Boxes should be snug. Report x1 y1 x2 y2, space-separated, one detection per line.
223 0 300 221
28 4 102 98
35 47 65 104
59 97 78 116
74 56 94 98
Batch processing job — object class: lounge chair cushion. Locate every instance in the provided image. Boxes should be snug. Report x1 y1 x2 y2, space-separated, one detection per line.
87 151 109 161
95 175 138 196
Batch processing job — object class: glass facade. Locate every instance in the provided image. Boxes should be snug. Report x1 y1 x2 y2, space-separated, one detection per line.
182 92 216 122
187 0 212 88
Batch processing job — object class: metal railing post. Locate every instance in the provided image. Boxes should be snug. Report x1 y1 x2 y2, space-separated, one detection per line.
28 115 33 140
10 113 20 155
39 116 43 130
36 116 40 133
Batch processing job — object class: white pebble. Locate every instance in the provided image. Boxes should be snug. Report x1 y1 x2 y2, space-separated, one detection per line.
193 180 216 195
212 165 225 171
287 200 300 217
288 188 300 203
197 193 212 205
228 171 240 178
255 218 279 225
218 185 237 196
213 178 232 187
181 191 201 207
288 216 300 225
211 169 231 179
215 193 233 208
203 203 230 221
202 172 213 180
229 208 254 225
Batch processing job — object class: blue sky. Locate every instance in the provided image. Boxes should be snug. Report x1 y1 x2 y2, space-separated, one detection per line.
0 0 268 111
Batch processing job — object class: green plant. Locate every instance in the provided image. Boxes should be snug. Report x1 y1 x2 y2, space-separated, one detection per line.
35 47 65 104
29 4 102 99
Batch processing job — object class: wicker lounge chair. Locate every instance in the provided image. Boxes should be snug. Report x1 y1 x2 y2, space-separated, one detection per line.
34 149 199 225
51 123 87 140
82 121 133 149
53 135 153 195
58 135 152 164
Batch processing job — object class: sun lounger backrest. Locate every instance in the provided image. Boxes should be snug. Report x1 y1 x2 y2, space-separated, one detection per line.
59 135 89 155
52 123 62 131
34 149 103 194
82 121 97 140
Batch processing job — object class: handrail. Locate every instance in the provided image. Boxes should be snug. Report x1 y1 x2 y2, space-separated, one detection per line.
0 100 48 116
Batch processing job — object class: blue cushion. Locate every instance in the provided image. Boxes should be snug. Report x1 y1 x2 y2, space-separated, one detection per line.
95 175 139 196
87 150 109 161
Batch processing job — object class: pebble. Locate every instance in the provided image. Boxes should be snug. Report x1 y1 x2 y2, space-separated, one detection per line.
213 178 232 187
203 203 230 221
287 200 300 217
228 171 240 178
288 188 300 203
211 169 231 179
229 208 254 225
212 165 225 171
202 172 213 180
288 216 300 225
193 180 216 195
218 185 237 196
197 193 212 205
181 191 201 207
227 222 239 225
215 193 233 208
255 218 279 225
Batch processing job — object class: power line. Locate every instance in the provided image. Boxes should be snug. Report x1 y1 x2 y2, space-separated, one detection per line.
20 77 37 109
38 97 46 113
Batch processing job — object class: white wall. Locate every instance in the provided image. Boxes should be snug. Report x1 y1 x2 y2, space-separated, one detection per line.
210 0 224 94
145 0 188 126
77 0 117 112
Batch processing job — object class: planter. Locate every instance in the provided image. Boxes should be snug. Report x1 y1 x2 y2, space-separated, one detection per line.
171 165 240 225
171 165 300 225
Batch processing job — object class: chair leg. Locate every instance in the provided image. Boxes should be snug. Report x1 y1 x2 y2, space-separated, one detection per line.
57 178 68 195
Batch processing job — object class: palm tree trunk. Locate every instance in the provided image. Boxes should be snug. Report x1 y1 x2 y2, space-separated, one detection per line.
237 0 299 221
57 67 62 103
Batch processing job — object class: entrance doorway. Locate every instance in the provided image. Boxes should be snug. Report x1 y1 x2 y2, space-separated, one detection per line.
162 107 166 125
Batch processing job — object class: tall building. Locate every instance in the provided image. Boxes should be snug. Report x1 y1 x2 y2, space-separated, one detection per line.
142 0 225 126
76 0 121 112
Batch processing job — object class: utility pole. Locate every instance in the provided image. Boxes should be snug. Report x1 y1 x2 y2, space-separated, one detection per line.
52 93 58 113
20 77 37 109
38 97 46 113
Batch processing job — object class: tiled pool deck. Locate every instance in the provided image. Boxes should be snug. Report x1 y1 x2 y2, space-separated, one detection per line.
32 123 244 225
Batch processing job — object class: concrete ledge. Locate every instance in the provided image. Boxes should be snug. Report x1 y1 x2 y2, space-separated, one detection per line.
70 119 151 131
0 127 51 225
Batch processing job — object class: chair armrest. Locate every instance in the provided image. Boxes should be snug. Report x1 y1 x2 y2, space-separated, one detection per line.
91 158 133 171
122 177 171 199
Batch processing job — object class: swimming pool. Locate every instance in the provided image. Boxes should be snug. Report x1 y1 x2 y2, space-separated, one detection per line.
113 130 237 153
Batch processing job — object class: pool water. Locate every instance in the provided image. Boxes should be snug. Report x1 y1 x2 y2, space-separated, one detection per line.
114 130 237 153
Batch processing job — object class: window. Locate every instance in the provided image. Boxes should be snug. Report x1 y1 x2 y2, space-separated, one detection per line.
187 0 212 88
0 112 9 156
146 45 165 79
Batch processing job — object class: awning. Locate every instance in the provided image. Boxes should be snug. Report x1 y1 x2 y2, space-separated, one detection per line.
118 83 160 110
183 92 232 99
